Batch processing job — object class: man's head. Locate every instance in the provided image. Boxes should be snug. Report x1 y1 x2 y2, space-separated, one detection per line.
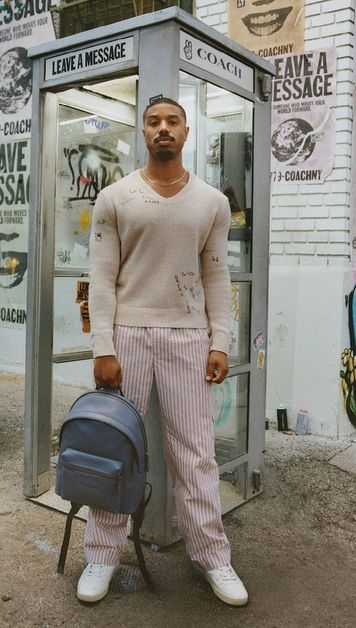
142 98 189 161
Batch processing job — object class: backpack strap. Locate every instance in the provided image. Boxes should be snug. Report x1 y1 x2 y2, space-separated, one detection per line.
57 493 156 591
57 502 81 574
132 484 155 591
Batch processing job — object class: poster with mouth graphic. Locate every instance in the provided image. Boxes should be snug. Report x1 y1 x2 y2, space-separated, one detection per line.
0 138 29 328
270 48 336 185
227 0 304 58
0 1 59 329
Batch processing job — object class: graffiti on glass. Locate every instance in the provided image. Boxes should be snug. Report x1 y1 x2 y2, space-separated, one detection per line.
64 143 124 203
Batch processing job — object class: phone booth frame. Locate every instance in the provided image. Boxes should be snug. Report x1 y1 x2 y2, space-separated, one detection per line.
24 7 274 546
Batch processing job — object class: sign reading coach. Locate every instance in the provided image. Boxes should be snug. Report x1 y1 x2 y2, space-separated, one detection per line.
270 48 336 185
45 37 134 80
179 32 254 93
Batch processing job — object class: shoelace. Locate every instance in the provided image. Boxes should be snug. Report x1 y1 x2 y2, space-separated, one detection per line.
87 564 106 579
214 566 238 583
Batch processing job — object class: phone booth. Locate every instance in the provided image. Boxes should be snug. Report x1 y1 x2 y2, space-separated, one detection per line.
24 7 274 546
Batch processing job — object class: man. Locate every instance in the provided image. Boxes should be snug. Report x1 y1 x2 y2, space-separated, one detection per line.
77 97 248 607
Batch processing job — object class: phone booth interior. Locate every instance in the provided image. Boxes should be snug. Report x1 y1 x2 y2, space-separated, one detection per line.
24 8 274 546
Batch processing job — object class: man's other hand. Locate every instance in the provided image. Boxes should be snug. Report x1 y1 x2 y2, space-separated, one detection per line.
206 351 229 384
94 355 122 390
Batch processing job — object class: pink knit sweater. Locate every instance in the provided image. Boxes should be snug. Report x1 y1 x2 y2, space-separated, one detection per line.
89 170 231 357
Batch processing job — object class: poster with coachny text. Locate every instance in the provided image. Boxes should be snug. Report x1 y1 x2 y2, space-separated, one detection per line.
227 0 304 58
0 0 59 328
270 48 337 186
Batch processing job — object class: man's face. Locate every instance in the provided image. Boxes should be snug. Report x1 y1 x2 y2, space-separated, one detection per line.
235 0 300 38
142 103 189 161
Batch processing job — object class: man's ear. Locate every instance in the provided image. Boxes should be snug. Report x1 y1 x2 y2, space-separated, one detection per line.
142 127 146 142
184 126 190 141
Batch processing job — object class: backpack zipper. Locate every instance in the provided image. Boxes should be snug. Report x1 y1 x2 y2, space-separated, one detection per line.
63 461 121 480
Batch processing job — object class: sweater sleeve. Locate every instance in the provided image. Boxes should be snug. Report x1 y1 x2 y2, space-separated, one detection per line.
200 197 231 355
88 191 121 358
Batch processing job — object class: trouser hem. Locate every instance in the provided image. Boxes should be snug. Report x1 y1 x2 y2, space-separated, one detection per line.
85 547 122 566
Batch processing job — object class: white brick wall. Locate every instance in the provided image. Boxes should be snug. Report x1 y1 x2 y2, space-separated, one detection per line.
196 1 355 266
195 0 228 34
272 0 354 265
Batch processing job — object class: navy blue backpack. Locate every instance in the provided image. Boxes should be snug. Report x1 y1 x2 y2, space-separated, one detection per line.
55 388 154 589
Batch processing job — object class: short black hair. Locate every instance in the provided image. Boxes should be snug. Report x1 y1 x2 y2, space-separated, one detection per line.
143 97 187 124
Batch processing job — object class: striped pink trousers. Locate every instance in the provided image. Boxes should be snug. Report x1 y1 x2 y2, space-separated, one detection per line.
85 326 231 571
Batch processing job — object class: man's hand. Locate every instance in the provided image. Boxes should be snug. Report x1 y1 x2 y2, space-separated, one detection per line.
94 355 122 390
206 351 229 384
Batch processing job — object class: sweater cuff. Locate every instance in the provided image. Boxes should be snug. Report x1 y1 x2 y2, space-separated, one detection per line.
209 331 230 355
91 332 116 359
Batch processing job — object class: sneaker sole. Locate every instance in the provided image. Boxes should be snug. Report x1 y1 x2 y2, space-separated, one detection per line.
77 587 110 603
193 564 248 606
208 580 248 606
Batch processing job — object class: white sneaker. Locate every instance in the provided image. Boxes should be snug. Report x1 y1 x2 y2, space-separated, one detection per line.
204 564 248 606
77 563 116 602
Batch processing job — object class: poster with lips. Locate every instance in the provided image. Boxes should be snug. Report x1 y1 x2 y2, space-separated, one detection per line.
227 0 304 58
0 1 59 329
270 49 336 185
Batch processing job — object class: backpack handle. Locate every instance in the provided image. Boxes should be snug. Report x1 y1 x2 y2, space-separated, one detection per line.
95 386 124 397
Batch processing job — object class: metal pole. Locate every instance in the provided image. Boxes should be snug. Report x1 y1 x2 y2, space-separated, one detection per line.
24 81 57 497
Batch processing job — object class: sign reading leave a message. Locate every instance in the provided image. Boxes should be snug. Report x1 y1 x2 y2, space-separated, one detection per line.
45 37 134 80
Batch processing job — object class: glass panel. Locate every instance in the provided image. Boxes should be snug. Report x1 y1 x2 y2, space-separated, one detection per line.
53 277 91 354
55 82 136 272
229 282 251 365
179 72 253 272
52 76 137 361
52 362 91 444
213 373 249 463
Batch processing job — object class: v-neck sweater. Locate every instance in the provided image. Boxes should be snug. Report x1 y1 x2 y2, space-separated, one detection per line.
89 169 231 357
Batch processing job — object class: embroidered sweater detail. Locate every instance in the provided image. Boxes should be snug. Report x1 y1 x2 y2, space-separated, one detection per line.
89 170 231 357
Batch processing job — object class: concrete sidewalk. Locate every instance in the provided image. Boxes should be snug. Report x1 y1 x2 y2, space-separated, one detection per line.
1 372 356 628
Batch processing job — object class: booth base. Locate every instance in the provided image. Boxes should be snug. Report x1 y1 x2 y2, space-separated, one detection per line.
28 490 89 522
27 479 244 545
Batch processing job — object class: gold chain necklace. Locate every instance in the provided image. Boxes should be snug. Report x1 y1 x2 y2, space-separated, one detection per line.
141 169 187 187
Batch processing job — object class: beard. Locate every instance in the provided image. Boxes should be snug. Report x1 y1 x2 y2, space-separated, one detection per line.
154 148 175 160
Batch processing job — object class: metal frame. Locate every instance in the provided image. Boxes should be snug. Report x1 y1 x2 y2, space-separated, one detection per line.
25 8 274 539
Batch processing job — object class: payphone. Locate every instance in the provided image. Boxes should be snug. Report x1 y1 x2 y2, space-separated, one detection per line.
24 7 274 545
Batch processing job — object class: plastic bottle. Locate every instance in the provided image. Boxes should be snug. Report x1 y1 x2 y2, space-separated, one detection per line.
277 404 288 431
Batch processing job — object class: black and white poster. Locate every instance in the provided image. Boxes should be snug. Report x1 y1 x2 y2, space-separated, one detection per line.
270 49 337 185
0 0 59 328
0 1 59 142
0 138 29 327
228 0 304 58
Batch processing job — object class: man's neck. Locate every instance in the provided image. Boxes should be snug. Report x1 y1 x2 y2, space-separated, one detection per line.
145 156 185 184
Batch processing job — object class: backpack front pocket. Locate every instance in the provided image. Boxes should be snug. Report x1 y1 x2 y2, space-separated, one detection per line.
60 448 123 513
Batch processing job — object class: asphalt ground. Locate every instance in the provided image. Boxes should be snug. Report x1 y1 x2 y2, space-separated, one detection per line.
1 372 356 628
